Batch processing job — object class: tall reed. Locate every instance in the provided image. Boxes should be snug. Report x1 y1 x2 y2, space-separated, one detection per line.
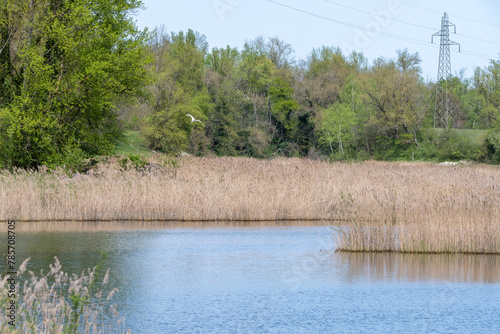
0 157 499 253
331 167 500 254
0 257 127 333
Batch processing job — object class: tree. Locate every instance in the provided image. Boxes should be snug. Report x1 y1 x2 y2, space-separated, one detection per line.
243 36 295 70
204 46 249 156
141 29 210 154
317 81 358 156
473 60 500 128
205 46 239 77
268 77 300 144
0 0 150 169
359 52 426 153
296 47 352 113
266 36 295 70
396 48 422 74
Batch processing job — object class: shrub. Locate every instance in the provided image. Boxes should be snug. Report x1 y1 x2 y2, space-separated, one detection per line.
118 154 148 171
486 130 500 164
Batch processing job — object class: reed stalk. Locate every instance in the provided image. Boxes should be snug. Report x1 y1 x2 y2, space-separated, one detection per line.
0 256 127 333
0 157 499 253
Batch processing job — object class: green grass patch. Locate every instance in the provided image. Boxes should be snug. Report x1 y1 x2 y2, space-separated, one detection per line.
115 130 151 157
431 128 487 146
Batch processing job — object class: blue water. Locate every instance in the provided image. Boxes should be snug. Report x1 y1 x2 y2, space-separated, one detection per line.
6 224 500 333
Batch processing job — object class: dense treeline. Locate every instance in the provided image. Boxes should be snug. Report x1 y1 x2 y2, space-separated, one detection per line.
1 1 500 170
128 27 500 163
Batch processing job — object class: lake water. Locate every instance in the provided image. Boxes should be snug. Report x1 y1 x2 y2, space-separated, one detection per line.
3 222 500 333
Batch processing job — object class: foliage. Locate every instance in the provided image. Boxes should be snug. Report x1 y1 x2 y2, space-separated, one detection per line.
0 0 151 170
317 80 357 158
129 33 500 163
359 52 425 145
486 129 500 163
415 128 487 162
141 28 209 154
3 12 500 166
118 154 148 170
268 77 300 149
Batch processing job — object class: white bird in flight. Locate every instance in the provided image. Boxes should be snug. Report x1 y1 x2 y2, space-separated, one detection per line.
186 114 205 127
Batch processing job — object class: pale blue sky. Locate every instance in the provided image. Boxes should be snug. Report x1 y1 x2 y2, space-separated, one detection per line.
134 0 500 81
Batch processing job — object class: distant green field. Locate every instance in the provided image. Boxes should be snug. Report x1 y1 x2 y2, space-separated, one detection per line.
115 130 151 156
430 128 488 145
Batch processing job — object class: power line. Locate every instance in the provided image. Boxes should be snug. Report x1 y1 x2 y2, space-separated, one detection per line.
457 33 500 46
460 50 498 60
453 15 500 29
396 1 443 15
264 0 498 60
399 1 500 29
322 0 500 47
265 0 436 48
322 0 435 31
266 0 373 31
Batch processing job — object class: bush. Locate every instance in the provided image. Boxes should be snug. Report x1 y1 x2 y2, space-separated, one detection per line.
416 128 487 162
485 130 500 164
118 154 148 171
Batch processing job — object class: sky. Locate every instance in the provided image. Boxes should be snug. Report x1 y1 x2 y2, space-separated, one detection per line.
133 0 500 82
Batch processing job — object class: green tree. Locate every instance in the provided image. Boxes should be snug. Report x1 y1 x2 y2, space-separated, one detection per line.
204 46 244 155
0 0 150 169
317 81 358 156
473 60 500 128
142 29 210 154
359 51 425 154
298 46 352 111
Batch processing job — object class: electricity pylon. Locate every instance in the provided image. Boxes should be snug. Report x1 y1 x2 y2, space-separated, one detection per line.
432 12 460 128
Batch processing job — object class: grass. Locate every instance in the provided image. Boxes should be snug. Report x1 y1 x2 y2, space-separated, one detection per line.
114 130 151 157
0 257 127 333
0 157 499 254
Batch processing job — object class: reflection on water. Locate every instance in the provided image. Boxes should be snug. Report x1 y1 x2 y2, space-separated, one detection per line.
337 252 500 284
0 220 328 232
2 222 500 333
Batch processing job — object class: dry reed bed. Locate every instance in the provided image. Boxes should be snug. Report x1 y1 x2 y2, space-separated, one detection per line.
0 157 499 253
0 220 325 233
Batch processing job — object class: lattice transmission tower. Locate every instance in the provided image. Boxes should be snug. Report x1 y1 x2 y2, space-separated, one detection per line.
431 12 460 128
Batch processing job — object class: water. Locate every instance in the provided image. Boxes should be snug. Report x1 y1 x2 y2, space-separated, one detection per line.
3 222 500 333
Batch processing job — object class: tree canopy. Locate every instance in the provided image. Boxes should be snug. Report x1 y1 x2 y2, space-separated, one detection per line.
2 13 500 169
0 0 150 169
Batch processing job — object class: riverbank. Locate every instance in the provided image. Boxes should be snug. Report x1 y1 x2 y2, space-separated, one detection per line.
1 157 499 253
